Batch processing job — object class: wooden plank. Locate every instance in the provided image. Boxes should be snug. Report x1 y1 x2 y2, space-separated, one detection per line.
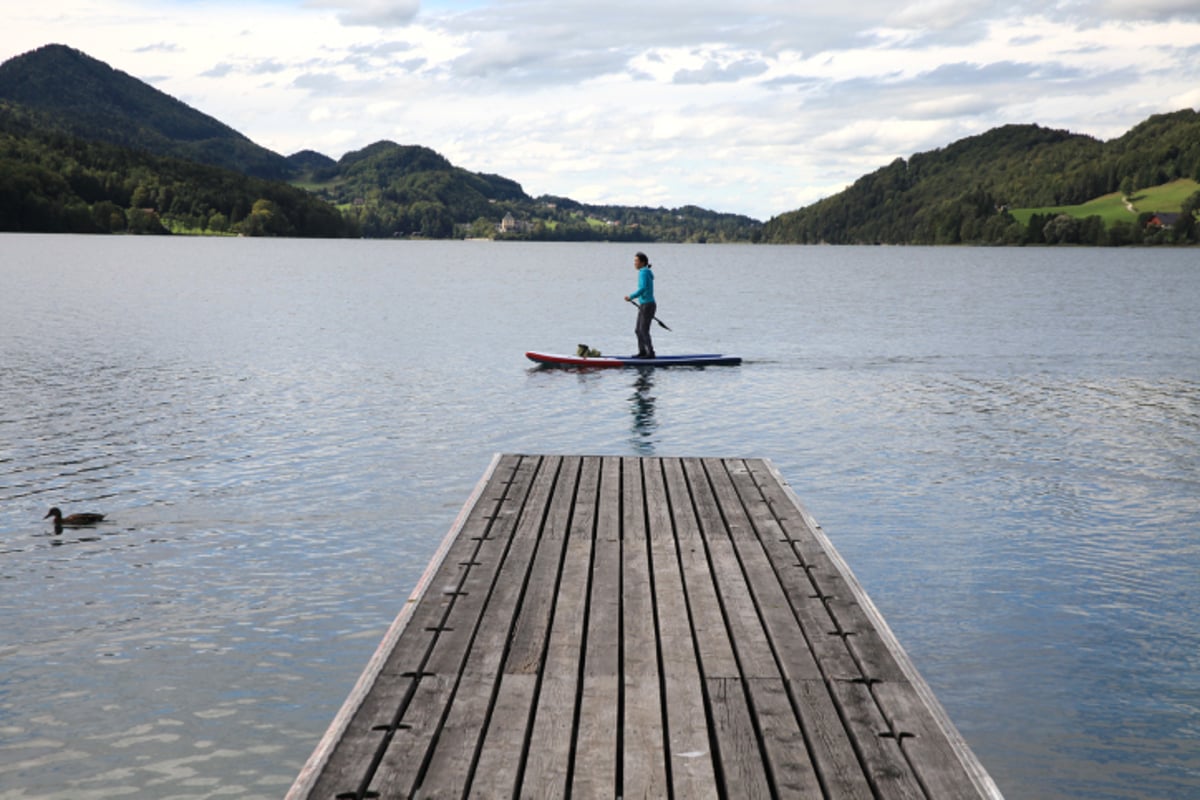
831 601 910 684
791 679 876 799
829 679 927 800
745 678 824 797
466 456 580 795
467 673 534 799
643 458 719 797
571 675 618 797
620 457 669 800
572 456 621 796
680 456 727 544
520 674 577 800
663 458 740 679
501 455 578 675
424 458 560 680
423 442 588 799
676 459 777 680
706 677 772 799
463 459 578 796
737 530 863 683
662 458 769 797
410 675 497 797
683 460 827 797
520 456 600 796
366 673 459 799
700 458 824 681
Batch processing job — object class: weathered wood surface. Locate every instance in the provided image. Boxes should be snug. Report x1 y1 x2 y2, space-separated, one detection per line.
289 454 1003 800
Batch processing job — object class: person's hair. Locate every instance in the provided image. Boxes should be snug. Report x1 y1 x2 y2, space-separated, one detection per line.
636 251 649 266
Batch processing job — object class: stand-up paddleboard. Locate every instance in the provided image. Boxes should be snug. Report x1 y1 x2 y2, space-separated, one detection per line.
526 351 741 368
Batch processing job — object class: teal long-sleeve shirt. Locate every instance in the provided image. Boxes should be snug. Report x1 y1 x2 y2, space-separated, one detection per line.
629 266 655 304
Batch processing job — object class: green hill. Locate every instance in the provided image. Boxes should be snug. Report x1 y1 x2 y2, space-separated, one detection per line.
0 44 292 180
305 140 528 237
286 149 337 178
763 111 1200 246
296 139 759 241
0 100 351 236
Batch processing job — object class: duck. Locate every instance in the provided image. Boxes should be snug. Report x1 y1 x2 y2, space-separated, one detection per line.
44 507 106 528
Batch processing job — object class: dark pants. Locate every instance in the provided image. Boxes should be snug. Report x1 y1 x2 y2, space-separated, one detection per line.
635 302 656 357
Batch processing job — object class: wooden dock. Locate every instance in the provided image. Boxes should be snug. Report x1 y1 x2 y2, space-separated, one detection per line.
288 455 1002 799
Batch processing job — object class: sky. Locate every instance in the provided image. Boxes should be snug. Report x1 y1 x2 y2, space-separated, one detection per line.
4 1 1200 220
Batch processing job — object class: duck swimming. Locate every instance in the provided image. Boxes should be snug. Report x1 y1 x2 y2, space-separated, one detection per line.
44 507 106 528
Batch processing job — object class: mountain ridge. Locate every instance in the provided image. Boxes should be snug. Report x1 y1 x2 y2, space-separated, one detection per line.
2 43 1196 243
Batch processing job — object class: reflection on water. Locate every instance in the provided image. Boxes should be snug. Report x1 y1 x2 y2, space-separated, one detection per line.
628 368 657 453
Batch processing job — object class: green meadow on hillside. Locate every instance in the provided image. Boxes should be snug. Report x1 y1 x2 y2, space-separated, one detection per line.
1010 179 1200 225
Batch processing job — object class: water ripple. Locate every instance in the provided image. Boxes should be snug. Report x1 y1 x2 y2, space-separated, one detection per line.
2 238 1198 799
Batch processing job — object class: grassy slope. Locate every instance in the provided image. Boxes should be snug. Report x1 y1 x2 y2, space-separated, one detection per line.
1010 178 1199 225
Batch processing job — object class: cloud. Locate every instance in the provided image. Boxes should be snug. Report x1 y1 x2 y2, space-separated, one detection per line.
444 30 632 85
761 74 823 91
133 42 181 54
292 71 351 93
200 62 236 78
919 60 1058 86
883 0 1000 43
907 93 997 118
250 58 287 75
1095 0 1200 22
673 57 769 85
305 0 420 27
199 57 290 79
414 2 897 67
346 40 416 58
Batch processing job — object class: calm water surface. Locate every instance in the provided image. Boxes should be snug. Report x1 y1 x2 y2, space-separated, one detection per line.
1 236 1198 799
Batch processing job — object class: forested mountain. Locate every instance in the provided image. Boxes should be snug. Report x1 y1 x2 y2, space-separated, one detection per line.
763 110 1200 245
296 140 526 237
0 44 291 179
0 44 761 240
0 101 350 235
293 139 761 240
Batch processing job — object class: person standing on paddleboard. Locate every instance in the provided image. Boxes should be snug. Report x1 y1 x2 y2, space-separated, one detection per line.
624 252 656 358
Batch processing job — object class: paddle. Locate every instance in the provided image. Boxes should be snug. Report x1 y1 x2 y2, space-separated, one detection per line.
626 298 671 331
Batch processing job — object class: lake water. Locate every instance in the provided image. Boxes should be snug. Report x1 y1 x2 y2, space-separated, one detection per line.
1 235 1197 799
